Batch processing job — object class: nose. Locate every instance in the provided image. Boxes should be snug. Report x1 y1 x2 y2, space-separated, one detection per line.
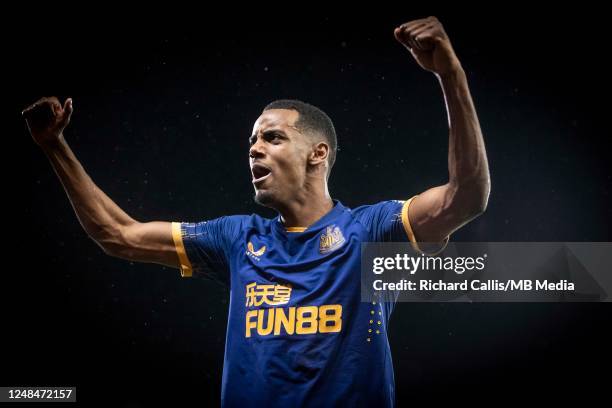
249 138 265 159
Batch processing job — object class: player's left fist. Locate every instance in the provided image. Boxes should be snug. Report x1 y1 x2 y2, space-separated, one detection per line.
394 17 461 76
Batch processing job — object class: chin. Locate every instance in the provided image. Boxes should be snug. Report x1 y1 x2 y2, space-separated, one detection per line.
253 190 277 208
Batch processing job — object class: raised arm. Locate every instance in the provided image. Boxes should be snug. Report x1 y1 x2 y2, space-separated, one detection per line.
23 97 180 268
394 17 491 244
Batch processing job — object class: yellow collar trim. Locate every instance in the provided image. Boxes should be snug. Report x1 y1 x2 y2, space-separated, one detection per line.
285 227 307 233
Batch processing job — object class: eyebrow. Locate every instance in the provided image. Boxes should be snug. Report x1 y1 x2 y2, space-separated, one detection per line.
249 129 289 142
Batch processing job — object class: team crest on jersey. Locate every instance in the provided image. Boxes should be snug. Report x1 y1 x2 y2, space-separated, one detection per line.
246 241 266 261
319 225 345 254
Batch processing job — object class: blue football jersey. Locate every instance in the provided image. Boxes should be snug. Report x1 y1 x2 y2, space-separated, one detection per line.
171 197 440 407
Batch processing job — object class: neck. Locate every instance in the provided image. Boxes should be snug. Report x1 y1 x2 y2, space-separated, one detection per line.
277 181 333 228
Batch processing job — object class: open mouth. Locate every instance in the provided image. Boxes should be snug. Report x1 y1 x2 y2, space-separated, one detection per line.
251 163 272 184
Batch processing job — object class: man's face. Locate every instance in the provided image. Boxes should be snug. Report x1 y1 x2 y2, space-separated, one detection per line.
249 109 311 208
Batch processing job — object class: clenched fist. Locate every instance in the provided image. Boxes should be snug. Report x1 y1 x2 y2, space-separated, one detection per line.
22 97 73 148
394 17 461 76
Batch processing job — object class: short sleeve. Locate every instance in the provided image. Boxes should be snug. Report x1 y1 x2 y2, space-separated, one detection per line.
171 215 245 284
353 196 449 255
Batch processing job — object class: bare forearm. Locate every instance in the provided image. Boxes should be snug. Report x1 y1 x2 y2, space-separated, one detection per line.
394 17 490 242
23 97 177 267
439 67 490 204
41 135 136 242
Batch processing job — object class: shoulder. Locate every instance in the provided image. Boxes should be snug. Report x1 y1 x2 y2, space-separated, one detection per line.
349 200 405 220
225 213 279 236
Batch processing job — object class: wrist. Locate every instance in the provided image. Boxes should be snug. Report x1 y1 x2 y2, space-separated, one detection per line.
40 134 67 154
437 63 465 83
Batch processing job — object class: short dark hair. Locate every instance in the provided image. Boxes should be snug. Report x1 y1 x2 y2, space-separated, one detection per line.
264 99 337 177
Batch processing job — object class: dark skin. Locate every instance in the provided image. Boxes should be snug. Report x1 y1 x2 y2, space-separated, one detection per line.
23 16 489 268
248 109 333 227
393 16 490 242
23 97 178 267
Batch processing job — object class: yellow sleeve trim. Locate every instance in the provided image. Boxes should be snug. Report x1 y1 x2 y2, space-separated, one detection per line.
171 222 193 277
400 196 449 256
401 196 420 252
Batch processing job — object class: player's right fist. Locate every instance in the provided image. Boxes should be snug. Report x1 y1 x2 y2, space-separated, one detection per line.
22 97 73 147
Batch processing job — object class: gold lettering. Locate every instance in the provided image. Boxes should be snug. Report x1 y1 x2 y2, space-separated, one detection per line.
319 304 342 333
296 306 318 335
273 307 296 335
257 308 274 336
245 310 258 338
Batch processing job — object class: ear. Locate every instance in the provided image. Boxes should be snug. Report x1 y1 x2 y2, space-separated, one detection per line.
308 141 329 166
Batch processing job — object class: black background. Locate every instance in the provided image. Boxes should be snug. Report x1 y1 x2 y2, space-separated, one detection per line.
6 5 612 407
